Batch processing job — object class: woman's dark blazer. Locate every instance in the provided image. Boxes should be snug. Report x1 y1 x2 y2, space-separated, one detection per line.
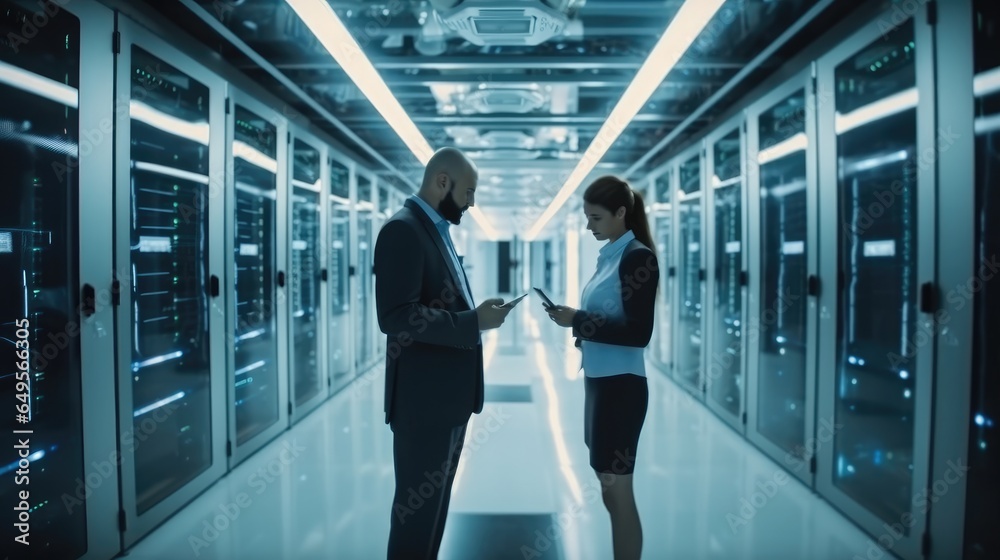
571 239 659 349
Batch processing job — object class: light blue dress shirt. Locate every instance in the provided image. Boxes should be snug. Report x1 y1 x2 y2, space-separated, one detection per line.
409 195 475 308
579 230 647 378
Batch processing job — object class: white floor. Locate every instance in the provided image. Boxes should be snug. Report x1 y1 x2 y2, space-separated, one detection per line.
125 304 881 560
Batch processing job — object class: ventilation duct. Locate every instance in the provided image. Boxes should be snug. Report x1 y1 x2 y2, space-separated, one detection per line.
426 0 583 47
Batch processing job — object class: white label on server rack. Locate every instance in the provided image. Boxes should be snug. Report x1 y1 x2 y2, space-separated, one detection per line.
332 240 344 249
863 239 896 257
688 242 699 252
0 232 11 253
782 241 805 255
138 236 171 253
240 243 259 257
725 241 741 254
292 240 308 251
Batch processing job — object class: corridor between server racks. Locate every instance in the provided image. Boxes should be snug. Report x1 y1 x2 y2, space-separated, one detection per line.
125 303 876 560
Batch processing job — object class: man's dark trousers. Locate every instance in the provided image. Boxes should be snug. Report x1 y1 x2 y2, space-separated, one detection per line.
387 418 468 559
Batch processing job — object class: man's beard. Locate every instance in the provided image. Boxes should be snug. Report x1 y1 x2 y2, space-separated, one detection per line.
439 186 467 225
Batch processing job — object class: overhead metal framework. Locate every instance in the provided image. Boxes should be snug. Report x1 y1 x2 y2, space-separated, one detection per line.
141 0 856 239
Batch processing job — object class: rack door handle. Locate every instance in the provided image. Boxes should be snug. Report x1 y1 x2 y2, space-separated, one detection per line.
81 284 96 317
807 275 821 297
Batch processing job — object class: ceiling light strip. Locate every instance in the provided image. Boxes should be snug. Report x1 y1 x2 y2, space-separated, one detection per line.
524 0 727 240
285 0 433 163
621 0 836 182
176 0 416 194
284 0 498 240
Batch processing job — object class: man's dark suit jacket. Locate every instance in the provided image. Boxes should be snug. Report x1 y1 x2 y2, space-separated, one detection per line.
373 198 484 427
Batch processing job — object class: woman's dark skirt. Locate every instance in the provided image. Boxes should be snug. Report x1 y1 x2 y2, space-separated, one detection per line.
584 373 649 475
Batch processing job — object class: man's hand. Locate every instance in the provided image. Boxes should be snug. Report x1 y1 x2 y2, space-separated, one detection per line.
476 298 512 330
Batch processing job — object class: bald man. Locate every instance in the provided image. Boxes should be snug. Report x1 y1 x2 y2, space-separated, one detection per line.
374 147 513 559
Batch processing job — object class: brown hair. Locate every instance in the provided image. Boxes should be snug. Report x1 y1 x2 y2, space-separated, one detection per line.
582 175 655 254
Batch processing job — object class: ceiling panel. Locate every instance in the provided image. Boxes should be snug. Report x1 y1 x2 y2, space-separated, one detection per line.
143 0 850 239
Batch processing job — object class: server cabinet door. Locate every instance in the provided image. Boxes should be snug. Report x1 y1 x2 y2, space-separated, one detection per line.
375 181 391 358
674 148 705 398
227 95 289 466
963 2 1000 556
355 173 375 372
1 1 118 557
928 1 998 558
114 19 228 548
745 71 817 484
815 10 935 560
288 135 325 422
651 170 673 375
706 123 747 431
356 210 374 372
328 159 353 394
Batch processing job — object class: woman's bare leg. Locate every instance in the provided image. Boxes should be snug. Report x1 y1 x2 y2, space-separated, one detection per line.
598 472 642 560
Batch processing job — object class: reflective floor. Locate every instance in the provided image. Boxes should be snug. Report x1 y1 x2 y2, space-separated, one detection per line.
126 304 881 560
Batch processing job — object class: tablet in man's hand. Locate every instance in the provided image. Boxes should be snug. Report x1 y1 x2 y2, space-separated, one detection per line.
498 292 528 308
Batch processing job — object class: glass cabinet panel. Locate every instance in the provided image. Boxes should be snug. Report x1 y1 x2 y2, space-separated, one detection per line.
757 89 809 457
0 3 85 553
379 185 390 215
290 139 322 406
676 155 703 393
653 172 672 370
966 1 999 555
356 176 373 370
328 161 351 389
832 21 918 525
711 128 744 417
655 214 672 370
127 47 213 514
232 106 279 445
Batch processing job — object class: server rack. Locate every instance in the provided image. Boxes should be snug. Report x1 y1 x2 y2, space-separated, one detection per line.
112 15 229 548
1 1 119 557
744 68 818 485
959 2 999 557
704 114 749 433
374 181 390 359
225 89 289 467
287 125 327 424
354 171 377 374
327 155 354 395
672 142 707 400
814 8 936 559
649 168 674 376
929 2 999 558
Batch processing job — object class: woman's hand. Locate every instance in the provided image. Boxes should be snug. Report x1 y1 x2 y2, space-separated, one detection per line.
545 305 577 328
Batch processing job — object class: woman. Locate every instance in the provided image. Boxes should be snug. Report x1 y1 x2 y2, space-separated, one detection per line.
546 176 658 560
